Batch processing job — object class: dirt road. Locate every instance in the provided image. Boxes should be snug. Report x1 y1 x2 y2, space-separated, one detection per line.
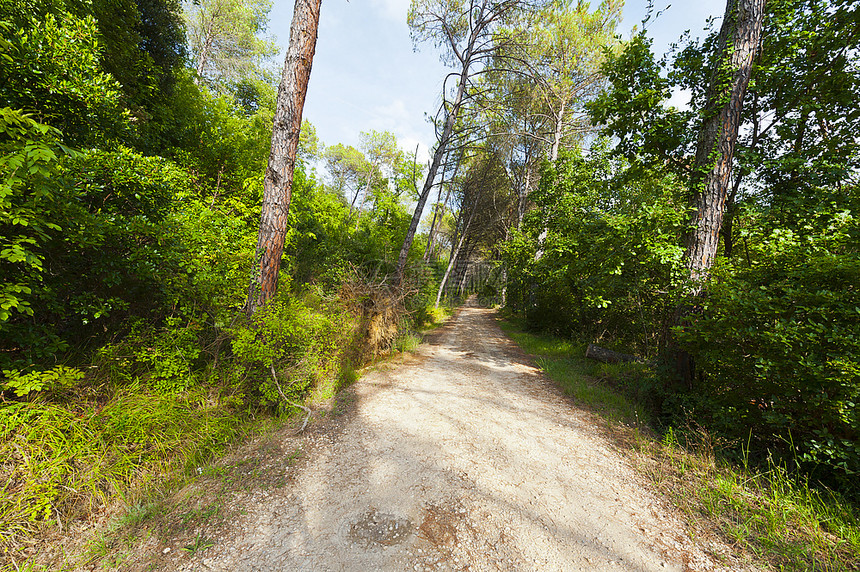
156 301 738 571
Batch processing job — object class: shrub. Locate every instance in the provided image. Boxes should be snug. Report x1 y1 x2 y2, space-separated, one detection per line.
231 289 355 410
677 225 860 494
504 147 686 353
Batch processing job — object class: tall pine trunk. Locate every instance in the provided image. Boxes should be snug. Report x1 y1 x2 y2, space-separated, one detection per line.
246 0 322 314
549 98 566 162
393 4 490 286
671 0 765 385
393 67 469 285
684 0 765 286
424 165 448 262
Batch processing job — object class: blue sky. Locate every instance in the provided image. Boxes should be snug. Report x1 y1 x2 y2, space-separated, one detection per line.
268 0 727 164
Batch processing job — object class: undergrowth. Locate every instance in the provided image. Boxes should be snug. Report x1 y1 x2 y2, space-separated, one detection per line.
497 315 860 572
1 277 446 571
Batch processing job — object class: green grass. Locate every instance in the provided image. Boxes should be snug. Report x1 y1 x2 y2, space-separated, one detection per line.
0 381 251 551
644 436 860 571
1 287 438 571
497 315 860 572
497 317 648 426
394 332 423 353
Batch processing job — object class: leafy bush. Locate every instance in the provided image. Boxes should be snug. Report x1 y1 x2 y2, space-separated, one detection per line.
0 144 191 369
504 147 686 353
1 366 84 398
231 289 355 409
0 12 127 145
677 219 860 494
0 108 75 328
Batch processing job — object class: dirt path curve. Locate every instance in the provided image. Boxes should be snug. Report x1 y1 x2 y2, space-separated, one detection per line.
170 300 735 571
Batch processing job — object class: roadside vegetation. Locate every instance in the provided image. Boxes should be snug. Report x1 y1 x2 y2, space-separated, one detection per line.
497 0 859 561
2 0 858 569
499 316 860 572
0 0 461 568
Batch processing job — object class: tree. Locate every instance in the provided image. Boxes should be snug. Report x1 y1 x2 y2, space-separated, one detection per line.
393 0 546 285
435 145 514 305
246 0 322 314
324 143 369 209
298 119 323 163
322 131 416 225
727 0 860 251
355 130 402 220
683 0 766 287
183 0 279 90
504 0 621 162
671 0 766 385
0 13 127 146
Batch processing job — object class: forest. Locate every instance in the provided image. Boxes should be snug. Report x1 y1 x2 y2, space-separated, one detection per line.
1 0 858 567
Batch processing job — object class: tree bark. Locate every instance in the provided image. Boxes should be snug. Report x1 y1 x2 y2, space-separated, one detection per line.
424 164 448 261
393 59 470 285
246 0 322 314
435 205 476 308
549 98 566 162
683 0 765 289
672 0 765 385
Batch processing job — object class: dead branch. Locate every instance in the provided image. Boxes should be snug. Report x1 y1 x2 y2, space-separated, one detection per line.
585 344 643 365
270 364 311 432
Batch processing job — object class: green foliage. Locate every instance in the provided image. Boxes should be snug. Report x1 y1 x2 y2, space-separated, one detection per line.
291 151 415 287
0 381 244 548
676 215 860 494
231 289 355 408
174 86 274 191
0 144 190 368
1 366 84 398
0 109 75 324
167 189 257 319
133 317 203 395
587 33 694 175
560 0 860 500
183 0 278 91
0 12 127 145
504 146 686 351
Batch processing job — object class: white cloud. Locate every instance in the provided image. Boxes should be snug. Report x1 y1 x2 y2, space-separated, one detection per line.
369 100 434 162
399 135 432 165
371 99 410 127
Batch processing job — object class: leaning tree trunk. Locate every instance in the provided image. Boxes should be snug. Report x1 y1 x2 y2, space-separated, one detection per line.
425 157 462 262
435 205 476 308
246 0 322 314
684 0 765 288
671 0 765 385
549 98 566 162
393 21 480 286
424 165 448 261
